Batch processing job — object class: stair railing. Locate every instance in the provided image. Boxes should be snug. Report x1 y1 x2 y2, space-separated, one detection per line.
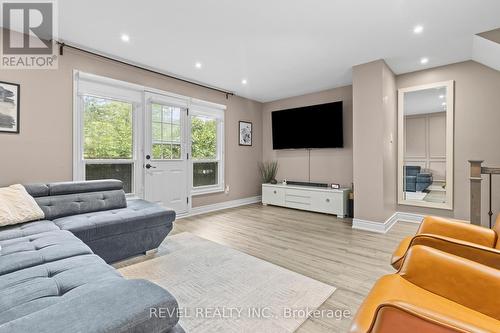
469 160 500 227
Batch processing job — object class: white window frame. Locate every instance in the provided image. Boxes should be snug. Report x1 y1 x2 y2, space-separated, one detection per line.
189 100 225 196
73 70 226 200
73 71 143 196
146 93 188 162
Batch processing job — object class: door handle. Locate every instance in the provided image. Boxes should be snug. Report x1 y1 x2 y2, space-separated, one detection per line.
145 163 157 169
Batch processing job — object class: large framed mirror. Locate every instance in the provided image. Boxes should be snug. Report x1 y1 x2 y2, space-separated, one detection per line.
398 81 454 210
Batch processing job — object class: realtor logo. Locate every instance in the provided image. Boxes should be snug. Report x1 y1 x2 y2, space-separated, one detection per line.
1 1 58 69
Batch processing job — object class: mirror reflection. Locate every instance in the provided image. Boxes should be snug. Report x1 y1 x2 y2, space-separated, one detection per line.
402 86 448 205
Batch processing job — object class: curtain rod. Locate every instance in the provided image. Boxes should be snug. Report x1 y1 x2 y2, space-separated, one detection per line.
56 41 234 99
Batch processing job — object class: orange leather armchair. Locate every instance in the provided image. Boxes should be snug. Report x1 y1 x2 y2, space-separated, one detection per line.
350 245 500 333
391 215 500 270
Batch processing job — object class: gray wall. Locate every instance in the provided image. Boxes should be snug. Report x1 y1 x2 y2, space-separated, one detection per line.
262 86 353 187
1 32 499 225
397 60 500 226
352 60 397 223
0 46 263 208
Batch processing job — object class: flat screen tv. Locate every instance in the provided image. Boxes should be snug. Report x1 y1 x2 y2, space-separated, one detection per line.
272 101 343 149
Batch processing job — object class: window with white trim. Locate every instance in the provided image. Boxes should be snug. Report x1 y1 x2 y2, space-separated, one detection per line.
190 104 224 194
74 72 142 194
81 96 135 192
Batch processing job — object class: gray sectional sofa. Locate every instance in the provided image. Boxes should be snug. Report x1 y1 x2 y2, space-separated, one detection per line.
0 180 183 333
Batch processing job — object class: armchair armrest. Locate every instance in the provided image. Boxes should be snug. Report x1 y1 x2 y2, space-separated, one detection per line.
391 234 500 270
399 245 500 321
370 301 496 333
412 234 500 269
418 216 497 247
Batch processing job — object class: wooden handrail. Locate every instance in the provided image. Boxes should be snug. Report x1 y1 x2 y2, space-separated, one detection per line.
469 160 483 226
481 167 500 175
469 160 498 227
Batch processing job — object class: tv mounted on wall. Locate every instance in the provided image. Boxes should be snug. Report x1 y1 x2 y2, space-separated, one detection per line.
271 101 343 149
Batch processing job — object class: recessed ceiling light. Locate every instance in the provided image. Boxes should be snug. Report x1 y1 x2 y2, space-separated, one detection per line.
413 25 424 34
442 102 447 106
121 34 130 42
439 95 445 99
420 57 429 65
195 62 202 69
241 79 248 85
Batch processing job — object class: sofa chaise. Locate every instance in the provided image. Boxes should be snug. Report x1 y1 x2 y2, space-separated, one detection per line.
0 180 183 333
24 179 175 263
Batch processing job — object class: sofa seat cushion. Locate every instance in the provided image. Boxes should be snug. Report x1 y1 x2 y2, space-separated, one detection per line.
0 230 93 275
0 254 120 322
0 253 181 333
0 221 59 242
417 174 432 179
52 199 175 244
0 278 180 333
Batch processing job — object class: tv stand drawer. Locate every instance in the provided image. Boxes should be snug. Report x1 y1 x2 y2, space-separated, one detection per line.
262 184 349 218
262 186 285 206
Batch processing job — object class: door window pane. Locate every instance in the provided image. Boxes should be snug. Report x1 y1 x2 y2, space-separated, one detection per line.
83 96 133 159
162 124 172 141
172 144 181 159
171 124 181 141
152 104 162 122
151 103 183 160
191 115 217 160
85 163 133 193
162 107 172 123
152 122 162 141
193 162 218 187
172 108 180 124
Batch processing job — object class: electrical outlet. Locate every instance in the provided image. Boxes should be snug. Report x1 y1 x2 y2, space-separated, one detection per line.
225 185 230 194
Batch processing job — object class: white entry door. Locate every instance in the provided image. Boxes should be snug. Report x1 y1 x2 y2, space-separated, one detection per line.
144 93 189 214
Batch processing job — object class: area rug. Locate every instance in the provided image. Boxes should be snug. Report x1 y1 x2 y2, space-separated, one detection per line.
118 232 336 333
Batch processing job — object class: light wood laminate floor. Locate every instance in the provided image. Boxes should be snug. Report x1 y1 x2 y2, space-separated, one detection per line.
170 203 418 333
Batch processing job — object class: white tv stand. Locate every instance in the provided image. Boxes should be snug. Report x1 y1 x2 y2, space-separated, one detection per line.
262 183 350 218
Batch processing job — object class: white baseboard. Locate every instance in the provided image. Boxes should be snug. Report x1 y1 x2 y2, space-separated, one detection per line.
352 212 425 234
395 212 425 224
352 218 390 233
181 196 262 218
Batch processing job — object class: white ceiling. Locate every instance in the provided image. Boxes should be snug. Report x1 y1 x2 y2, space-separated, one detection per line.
57 0 500 102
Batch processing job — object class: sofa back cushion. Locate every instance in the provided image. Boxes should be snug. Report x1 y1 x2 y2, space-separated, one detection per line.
24 180 127 220
404 166 421 177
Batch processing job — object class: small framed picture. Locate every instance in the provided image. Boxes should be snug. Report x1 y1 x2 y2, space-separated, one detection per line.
0 81 20 134
239 121 252 146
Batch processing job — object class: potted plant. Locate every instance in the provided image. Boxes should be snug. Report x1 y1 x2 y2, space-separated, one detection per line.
259 161 278 184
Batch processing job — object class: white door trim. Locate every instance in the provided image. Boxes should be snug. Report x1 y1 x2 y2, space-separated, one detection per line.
143 93 190 214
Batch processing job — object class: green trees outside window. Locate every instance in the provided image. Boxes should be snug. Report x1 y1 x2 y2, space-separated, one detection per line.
83 96 134 193
83 96 133 159
191 115 217 159
191 115 218 187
